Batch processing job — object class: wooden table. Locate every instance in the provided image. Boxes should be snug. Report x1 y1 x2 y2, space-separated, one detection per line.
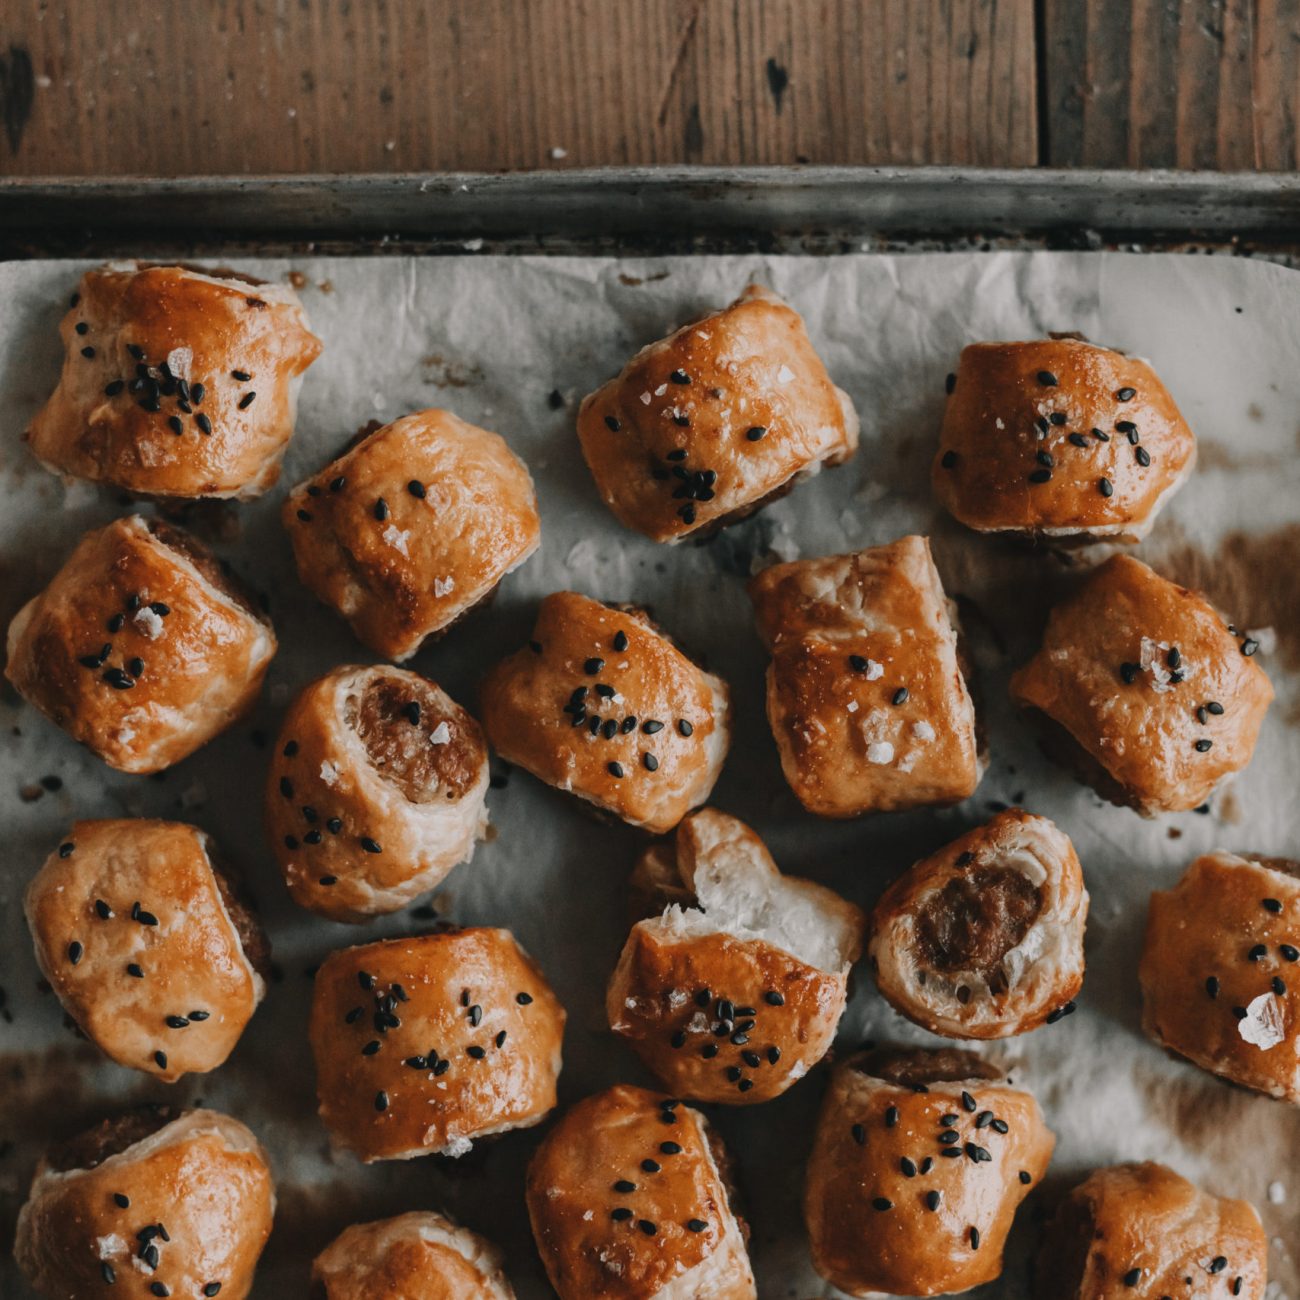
2 1 1296 174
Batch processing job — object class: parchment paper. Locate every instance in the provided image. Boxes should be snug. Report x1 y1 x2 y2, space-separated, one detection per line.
1 250 1298 1299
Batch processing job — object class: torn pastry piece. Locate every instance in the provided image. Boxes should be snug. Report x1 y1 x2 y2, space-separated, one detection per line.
607 808 864 1103
480 592 731 834
577 283 858 543
1010 555 1273 815
14 1107 275 1300
934 338 1196 543
1140 851 1300 1103
311 1211 516 1299
283 408 541 660
526 1084 756 1299
4 514 277 774
748 535 983 817
265 664 489 923
869 808 1088 1039
27 261 321 499
1035 1162 1267 1299
309 929 565 1162
803 1047 1054 1298
24 819 270 1082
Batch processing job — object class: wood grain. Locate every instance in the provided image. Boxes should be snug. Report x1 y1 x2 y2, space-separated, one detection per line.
1 0 1037 175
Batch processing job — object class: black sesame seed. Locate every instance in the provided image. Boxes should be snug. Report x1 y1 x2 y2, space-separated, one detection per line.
68 941 83 965
407 480 426 498
154 1050 167 1069
1250 944 1267 962
604 415 621 431
1120 661 1140 685
608 761 624 778
767 1045 781 1064
374 1090 389 1111
872 1197 893 1212
59 842 75 858
102 1263 117 1284
238 391 256 409
1122 1268 1141 1286
764 990 784 1006
669 369 690 384
1209 1257 1227 1275
1135 445 1151 467
1028 468 1052 484
1242 638 1260 656
1068 431 1090 447
81 345 96 358
468 1004 482 1026
884 1106 898 1128
961 1090 977 1112
167 415 183 436
677 719 693 737
687 1218 707 1232
611 1207 633 1221
166 1015 189 1029
638 1220 657 1236
373 498 389 521
467 1045 486 1059
1099 477 1114 498
940 449 958 470
926 1190 941 1211
970 1227 980 1250
360 837 382 854
1206 976 1221 998
1048 413 1066 427
1037 370 1057 386
280 776 294 799
1273 976 1287 996
107 612 125 633
1263 898 1283 913
1195 738 1213 753
128 657 144 678
296 509 313 522
850 1123 866 1145
891 687 909 706
1281 945 1299 962
1116 386 1136 401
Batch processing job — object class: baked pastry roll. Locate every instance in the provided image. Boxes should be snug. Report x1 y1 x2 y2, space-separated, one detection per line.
804 1047 1054 1298
284 408 540 660
577 283 858 543
25 819 270 1082
1141 851 1300 1102
1010 555 1273 815
607 807 864 1103
934 338 1196 543
869 808 1088 1039
5 514 277 774
526 1084 755 1299
1035 1162 1267 1299
309 928 565 1162
311 1211 515 1299
480 592 731 833
748 535 982 817
15 1107 274 1300
27 261 321 499
265 664 489 922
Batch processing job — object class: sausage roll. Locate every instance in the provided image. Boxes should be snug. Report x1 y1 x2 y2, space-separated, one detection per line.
868 808 1088 1039
27 261 321 499
577 283 858 543
1010 555 1274 815
480 592 731 833
607 808 864 1103
309 928 565 1162
266 665 489 922
526 1084 756 1299
15 1107 275 1300
934 338 1196 543
5 514 277 774
311 1211 515 1299
1035 1162 1267 1299
748 535 983 817
1140 851 1300 1103
25 819 270 1082
804 1047 1055 1298
283 408 541 660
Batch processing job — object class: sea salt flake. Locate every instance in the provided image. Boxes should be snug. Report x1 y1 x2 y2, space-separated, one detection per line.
1238 992 1285 1050
867 741 895 765
132 608 164 639
429 722 451 745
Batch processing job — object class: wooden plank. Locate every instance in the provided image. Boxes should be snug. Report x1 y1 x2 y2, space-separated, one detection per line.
1042 0 1269 169
0 0 1038 175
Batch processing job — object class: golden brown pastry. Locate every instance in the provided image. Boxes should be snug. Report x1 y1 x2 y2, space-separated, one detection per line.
1141 851 1300 1102
748 535 982 817
283 408 541 660
4 514 277 774
607 808 864 1103
934 338 1196 543
577 283 858 543
14 1107 275 1300
27 261 321 499
311 1211 516 1299
309 928 565 1162
1010 555 1274 815
1035 1162 1267 1299
265 665 489 923
24 819 270 1082
480 592 731 833
804 1047 1055 1298
868 808 1088 1039
526 1084 755 1299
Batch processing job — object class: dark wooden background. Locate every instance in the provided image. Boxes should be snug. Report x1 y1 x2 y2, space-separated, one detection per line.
1 1 1296 174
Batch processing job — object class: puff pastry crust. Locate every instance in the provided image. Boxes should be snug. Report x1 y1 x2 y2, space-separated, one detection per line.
749 535 982 817
309 928 565 1162
1140 851 1300 1103
4 514 277 774
1035 1162 1267 1299
25 819 269 1082
284 408 540 660
607 808 864 1103
526 1084 756 1299
15 1108 275 1300
480 592 731 833
869 808 1088 1039
1010 554 1273 815
265 664 489 922
577 284 858 543
933 339 1196 542
803 1047 1054 1298
27 261 321 499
